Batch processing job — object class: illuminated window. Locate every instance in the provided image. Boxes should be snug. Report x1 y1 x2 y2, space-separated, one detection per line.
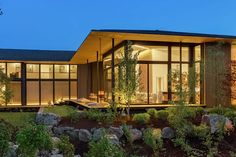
41 65 53 79
149 64 168 103
182 47 189 62
70 81 77 99
133 45 168 61
27 64 39 79
55 65 69 79
55 81 69 101
195 46 201 61
70 65 77 79
8 82 21 105
27 81 39 105
41 81 53 105
171 47 180 61
7 63 21 79
0 63 6 73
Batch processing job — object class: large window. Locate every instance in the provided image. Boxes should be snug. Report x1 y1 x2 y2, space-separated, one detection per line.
55 65 69 79
41 65 53 79
27 81 39 105
55 81 69 101
27 64 39 79
149 64 168 103
9 82 21 105
104 42 202 105
7 63 21 79
0 63 6 73
41 81 53 105
70 81 77 99
70 65 77 79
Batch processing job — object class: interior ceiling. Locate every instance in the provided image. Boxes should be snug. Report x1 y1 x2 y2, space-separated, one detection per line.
70 31 236 64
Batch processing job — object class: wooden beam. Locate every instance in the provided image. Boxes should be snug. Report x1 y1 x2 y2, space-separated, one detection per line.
111 38 115 102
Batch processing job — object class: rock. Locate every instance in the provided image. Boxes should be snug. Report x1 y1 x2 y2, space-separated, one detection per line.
6 143 18 157
65 129 80 140
161 127 175 139
92 128 104 141
53 126 74 136
130 129 142 142
74 155 81 157
202 114 234 133
36 112 61 126
105 134 119 145
79 129 92 142
109 127 124 139
38 150 50 157
51 148 60 155
52 137 61 145
50 154 63 157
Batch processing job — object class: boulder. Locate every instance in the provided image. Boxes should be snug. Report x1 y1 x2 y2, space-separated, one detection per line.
105 134 119 145
50 154 63 157
65 129 80 140
202 114 234 133
130 128 142 142
109 127 124 139
161 127 175 139
6 143 18 157
36 112 61 126
92 128 104 141
79 129 92 142
53 126 74 136
51 148 60 155
52 137 61 145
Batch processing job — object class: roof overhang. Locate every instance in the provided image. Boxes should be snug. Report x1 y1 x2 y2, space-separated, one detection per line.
70 29 236 64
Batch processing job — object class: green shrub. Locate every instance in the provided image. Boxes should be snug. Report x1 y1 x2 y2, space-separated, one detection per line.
147 108 158 118
84 109 116 124
85 135 125 157
143 128 163 155
122 124 132 144
69 111 87 123
0 122 10 157
156 110 169 121
132 113 150 124
16 124 52 157
57 135 75 157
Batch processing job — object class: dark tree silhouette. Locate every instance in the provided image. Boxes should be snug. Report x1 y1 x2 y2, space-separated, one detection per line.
0 9 3 15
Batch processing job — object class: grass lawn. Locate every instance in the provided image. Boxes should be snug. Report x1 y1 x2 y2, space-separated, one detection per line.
0 112 36 127
43 105 76 117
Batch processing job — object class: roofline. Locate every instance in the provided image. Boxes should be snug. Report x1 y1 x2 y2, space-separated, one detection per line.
0 48 75 53
91 29 236 39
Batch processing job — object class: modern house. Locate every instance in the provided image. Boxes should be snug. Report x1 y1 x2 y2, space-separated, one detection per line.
1 29 236 107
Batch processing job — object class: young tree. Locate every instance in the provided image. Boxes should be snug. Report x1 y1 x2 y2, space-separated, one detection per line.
0 69 13 105
115 41 141 116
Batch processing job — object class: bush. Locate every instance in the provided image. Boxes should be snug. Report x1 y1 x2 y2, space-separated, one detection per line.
156 110 169 121
122 124 132 144
132 113 150 124
147 108 158 119
69 111 86 123
85 135 125 157
0 122 10 157
57 135 75 157
16 124 52 157
143 128 163 155
84 109 116 124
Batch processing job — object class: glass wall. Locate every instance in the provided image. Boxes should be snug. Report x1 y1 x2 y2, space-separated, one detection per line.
194 45 201 104
70 81 77 99
9 82 21 105
27 81 39 105
70 65 77 79
7 63 21 79
27 64 39 79
103 42 203 105
41 64 53 79
41 81 53 105
55 81 69 101
55 65 69 79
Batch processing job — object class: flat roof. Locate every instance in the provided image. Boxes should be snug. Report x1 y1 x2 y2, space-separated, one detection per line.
70 29 236 64
0 49 75 62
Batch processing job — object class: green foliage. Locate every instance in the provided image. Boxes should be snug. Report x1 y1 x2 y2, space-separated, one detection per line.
114 41 141 115
69 111 86 123
147 108 158 119
0 69 13 105
57 135 74 157
85 135 125 157
132 113 150 124
16 124 52 157
43 105 76 117
84 109 116 124
122 124 132 144
143 128 163 156
0 122 10 157
0 119 17 141
156 110 169 121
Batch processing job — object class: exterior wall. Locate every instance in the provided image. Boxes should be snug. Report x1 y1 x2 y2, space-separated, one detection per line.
204 42 231 107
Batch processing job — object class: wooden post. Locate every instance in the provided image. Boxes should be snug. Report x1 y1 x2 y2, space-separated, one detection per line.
111 38 115 102
97 51 99 102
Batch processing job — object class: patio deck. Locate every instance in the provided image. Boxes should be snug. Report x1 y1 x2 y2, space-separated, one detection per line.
68 100 206 111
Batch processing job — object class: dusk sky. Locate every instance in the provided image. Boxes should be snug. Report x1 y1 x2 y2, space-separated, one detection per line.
0 0 236 51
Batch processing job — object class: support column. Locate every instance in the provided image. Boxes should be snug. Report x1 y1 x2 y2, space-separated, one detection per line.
111 38 115 102
21 63 26 106
96 51 99 102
